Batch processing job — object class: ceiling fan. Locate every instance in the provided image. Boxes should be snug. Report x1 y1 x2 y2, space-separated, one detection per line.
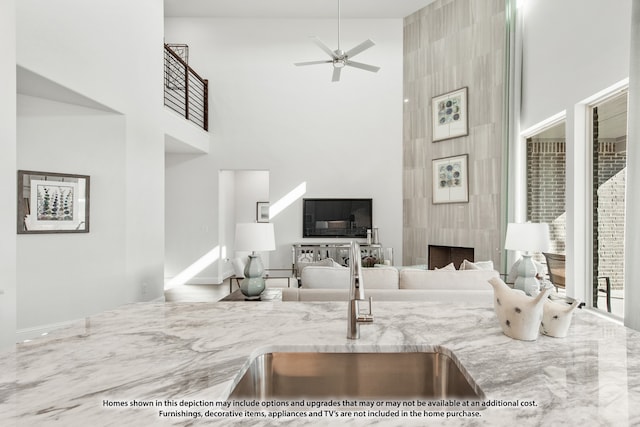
294 0 380 82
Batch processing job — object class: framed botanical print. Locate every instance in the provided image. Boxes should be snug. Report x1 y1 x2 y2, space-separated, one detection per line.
432 154 469 204
432 87 468 142
17 170 90 233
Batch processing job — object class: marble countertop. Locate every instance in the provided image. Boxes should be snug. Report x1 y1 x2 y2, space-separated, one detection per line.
1 300 639 426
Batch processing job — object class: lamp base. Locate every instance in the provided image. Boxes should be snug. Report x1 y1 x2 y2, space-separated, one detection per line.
240 254 266 300
513 254 540 296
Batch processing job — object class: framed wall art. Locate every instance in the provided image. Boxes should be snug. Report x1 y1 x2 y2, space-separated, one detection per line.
256 201 270 223
432 87 468 142
17 170 90 234
432 154 469 204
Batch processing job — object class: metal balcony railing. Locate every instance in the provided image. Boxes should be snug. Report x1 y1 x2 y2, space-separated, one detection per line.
164 43 208 131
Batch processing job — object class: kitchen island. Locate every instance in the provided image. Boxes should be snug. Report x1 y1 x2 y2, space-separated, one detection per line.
0 300 638 426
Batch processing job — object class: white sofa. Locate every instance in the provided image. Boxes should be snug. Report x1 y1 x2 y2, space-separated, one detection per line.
282 265 499 305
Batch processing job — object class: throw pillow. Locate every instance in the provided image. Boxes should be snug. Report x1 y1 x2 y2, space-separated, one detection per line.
435 262 456 271
460 259 494 271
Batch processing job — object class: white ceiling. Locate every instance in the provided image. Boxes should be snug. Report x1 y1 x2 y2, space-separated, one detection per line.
164 0 437 19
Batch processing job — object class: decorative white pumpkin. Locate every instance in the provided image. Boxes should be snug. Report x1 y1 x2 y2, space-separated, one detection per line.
540 299 581 338
488 277 552 341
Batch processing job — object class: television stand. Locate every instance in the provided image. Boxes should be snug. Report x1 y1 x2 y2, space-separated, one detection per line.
292 242 385 278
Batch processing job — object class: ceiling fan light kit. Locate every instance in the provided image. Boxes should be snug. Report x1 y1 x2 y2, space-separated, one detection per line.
294 0 380 82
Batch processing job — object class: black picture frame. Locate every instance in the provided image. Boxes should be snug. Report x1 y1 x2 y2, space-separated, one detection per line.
256 201 270 223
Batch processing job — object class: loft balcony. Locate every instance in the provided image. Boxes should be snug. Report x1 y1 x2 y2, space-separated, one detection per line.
164 43 209 154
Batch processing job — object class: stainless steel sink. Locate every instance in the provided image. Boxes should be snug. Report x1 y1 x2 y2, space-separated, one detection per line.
228 351 484 400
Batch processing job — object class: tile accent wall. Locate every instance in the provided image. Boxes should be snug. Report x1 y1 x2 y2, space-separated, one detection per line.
403 0 506 267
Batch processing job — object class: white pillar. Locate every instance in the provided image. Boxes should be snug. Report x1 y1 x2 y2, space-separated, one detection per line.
625 0 640 331
0 0 17 350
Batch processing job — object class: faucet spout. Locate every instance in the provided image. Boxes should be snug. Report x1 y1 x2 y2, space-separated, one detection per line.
347 242 374 339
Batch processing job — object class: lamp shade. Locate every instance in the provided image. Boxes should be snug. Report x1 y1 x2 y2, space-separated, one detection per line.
505 222 550 253
235 223 276 252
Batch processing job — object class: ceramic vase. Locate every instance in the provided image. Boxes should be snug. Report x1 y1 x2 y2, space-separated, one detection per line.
240 254 265 300
540 299 581 338
488 277 552 341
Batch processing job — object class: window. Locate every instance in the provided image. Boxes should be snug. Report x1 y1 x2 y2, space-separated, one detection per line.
526 122 566 259
590 92 627 317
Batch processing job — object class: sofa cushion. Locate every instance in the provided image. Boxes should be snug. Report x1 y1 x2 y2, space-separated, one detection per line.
362 266 399 289
300 265 400 289
300 266 350 288
399 269 498 291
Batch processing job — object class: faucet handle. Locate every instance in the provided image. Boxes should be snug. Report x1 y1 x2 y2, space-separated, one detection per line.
356 297 374 322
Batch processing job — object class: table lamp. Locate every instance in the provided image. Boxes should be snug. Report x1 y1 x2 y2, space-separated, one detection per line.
505 222 551 296
234 222 276 300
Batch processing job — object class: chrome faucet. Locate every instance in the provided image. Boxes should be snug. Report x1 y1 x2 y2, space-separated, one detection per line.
347 242 374 339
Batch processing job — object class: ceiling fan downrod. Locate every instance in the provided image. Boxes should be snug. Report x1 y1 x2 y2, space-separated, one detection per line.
337 0 341 52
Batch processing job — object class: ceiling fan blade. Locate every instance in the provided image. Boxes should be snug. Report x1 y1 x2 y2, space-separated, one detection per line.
294 60 332 66
311 36 339 59
332 67 341 82
346 60 380 73
345 39 375 59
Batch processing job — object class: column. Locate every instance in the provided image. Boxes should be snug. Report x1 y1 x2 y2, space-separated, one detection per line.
625 0 640 331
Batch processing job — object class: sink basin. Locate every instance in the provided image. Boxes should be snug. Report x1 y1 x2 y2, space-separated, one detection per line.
228 351 484 400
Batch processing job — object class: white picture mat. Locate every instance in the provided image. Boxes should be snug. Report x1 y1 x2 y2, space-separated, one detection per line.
432 87 468 142
432 154 469 204
27 179 85 231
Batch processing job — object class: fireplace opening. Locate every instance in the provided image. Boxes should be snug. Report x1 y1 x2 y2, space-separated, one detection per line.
428 245 474 270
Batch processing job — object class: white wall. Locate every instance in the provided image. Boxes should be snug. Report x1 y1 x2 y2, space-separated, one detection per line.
0 0 17 350
164 18 403 279
520 0 631 130
16 0 165 332
164 154 219 284
218 170 236 279
165 166 269 284
17 96 127 330
519 0 631 301
234 171 269 225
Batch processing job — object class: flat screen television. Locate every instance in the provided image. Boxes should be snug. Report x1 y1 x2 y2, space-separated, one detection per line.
303 198 372 238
